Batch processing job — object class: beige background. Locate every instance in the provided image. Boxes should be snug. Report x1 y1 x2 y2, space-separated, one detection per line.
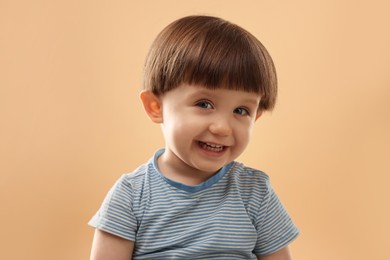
1 0 389 259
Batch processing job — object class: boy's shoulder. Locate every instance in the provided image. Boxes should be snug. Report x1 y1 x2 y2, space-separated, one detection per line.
231 161 271 182
228 161 273 193
111 163 149 193
123 163 149 179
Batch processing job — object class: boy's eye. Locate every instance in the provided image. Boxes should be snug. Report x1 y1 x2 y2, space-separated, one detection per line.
196 100 214 109
234 107 250 116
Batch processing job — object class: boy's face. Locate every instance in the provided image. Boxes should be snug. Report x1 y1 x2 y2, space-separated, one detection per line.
155 84 261 178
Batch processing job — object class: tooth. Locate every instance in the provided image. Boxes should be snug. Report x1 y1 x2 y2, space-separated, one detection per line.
206 142 222 148
201 142 223 151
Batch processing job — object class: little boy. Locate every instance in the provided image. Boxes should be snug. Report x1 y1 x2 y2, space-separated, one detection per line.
89 15 299 259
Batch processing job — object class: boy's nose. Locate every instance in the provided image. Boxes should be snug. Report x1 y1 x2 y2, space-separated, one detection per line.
209 118 232 136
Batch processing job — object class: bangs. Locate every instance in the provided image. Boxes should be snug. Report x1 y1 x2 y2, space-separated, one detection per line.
144 16 277 111
183 27 274 95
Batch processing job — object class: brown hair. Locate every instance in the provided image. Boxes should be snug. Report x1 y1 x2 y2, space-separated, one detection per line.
143 15 277 111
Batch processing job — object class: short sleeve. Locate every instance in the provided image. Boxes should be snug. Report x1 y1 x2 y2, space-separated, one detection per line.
88 175 137 242
254 179 299 256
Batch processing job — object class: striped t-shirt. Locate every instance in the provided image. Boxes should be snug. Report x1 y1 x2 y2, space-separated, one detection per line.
89 149 299 259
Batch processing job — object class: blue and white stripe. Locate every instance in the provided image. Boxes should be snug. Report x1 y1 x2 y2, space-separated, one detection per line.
89 149 299 259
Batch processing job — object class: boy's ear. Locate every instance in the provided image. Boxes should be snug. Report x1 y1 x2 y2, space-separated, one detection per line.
140 90 163 123
255 110 263 121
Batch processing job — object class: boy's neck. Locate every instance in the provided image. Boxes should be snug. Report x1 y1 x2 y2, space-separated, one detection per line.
157 152 220 186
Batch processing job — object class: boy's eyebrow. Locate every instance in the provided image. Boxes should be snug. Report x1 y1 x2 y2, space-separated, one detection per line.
186 89 214 99
241 98 260 107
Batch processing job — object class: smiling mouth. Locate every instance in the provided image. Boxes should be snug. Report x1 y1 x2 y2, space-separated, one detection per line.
198 141 225 152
